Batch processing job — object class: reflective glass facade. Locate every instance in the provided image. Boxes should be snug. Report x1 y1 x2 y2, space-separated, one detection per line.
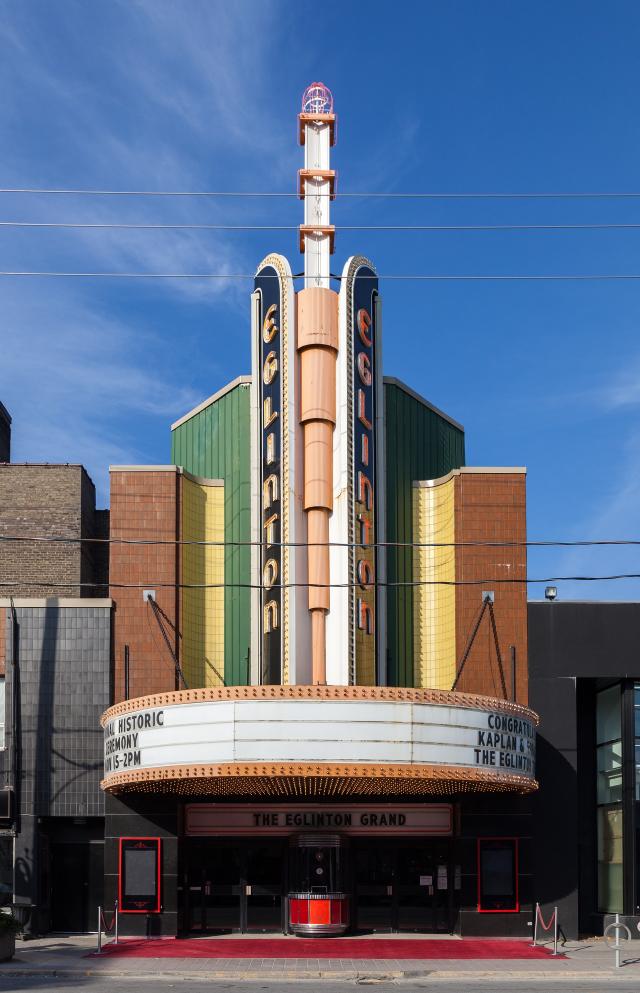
635 683 640 801
596 684 623 913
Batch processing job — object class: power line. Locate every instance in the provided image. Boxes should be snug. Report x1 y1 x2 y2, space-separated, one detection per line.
4 187 640 199
3 270 640 281
2 575 640 590
2 533 640 549
4 221 640 232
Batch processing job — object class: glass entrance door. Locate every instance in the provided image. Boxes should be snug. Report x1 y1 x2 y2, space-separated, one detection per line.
186 840 242 933
353 839 453 933
354 840 396 931
396 841 451 932
244 841 284 932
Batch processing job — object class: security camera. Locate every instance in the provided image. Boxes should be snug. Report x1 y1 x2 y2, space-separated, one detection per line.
544 586 558 601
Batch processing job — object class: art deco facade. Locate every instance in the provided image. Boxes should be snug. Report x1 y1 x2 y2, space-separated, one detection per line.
100 85 537 938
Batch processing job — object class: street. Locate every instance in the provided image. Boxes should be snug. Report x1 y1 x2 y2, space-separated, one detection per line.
1 978 640 993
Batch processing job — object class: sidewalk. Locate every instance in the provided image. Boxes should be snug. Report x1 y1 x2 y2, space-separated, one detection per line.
1 933 639 981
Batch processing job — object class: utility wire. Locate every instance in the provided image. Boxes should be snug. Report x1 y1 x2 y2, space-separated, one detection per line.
5 188 640 199
3 271 640 281
3 221 640 232
2 575 640 590
2 534 640 549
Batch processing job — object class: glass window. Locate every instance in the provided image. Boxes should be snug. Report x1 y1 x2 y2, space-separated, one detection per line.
596 685 623 913
597 684 621 744
597 806 623 913
597 740 623 804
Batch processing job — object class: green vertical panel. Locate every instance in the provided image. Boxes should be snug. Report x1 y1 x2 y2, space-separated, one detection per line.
385 385 399 687
383 381 465 688
171 382 252 686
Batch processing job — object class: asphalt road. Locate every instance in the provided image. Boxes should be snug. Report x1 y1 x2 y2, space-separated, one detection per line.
1 979 639 993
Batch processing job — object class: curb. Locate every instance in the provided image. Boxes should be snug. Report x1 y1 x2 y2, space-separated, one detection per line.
1 966 639 982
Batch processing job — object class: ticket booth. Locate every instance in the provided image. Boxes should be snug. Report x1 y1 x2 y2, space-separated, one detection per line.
287 834 349 936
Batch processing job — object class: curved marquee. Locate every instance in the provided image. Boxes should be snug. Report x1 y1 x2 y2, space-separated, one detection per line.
101 686 538 798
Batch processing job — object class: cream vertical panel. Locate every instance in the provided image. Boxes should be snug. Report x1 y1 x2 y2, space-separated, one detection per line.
181 475 225 689
413 476 456 690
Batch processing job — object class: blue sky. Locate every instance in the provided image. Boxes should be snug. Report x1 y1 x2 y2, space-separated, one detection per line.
2 0 640 599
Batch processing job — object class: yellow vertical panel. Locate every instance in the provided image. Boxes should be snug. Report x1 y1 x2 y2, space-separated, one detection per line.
181 477 225 688
413 477 456 689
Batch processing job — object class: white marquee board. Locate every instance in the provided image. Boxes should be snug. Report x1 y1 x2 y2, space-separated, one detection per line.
103 698 536 782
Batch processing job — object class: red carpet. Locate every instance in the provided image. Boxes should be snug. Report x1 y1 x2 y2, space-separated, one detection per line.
92 937 561 959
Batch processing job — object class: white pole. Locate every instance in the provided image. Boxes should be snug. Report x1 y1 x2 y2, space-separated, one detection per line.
553 906 558 955
97 906 102 954
114 899 119 945
531 902 538 947
615 913 621 969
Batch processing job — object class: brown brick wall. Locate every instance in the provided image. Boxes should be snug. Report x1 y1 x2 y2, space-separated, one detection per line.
453 472 528 705
0 464 103 596
110 469 181 702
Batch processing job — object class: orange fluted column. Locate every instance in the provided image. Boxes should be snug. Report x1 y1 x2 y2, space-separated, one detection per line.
297 286 339 685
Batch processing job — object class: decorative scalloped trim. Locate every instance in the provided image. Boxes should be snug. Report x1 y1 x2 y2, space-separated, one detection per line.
101 682 538 725
102 760 538 795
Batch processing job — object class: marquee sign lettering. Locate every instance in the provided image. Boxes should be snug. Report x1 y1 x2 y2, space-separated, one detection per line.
101 698 537 789
350 262 379 684
255 263 284 684
185 802 453 837
472 712 536 774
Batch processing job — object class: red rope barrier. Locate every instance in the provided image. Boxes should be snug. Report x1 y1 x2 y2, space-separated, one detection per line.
536 904 557 932
100 908 116 933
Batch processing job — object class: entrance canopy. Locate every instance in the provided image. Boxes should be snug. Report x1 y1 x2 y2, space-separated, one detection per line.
100 685 538 798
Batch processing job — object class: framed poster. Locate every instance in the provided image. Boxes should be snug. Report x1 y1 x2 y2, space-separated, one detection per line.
477 837 519 913
119 837 161 913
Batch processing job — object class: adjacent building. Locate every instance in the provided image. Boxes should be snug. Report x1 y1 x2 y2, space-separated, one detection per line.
529 599 640 938
0 406 111 933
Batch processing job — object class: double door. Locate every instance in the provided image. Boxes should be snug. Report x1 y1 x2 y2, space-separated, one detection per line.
50 841 104 932
354 839 454 933
185 840 284 933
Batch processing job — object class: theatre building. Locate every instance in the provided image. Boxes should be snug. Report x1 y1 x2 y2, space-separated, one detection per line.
101 84 538 938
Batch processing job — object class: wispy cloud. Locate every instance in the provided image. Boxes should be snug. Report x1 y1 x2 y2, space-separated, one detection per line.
1 281 204 499
600 360 640 409
0 1 289 496
531 428 640 599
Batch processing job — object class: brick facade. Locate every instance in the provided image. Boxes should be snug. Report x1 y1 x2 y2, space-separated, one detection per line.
454 470 528 704
110 467 181 701
0 464 108 597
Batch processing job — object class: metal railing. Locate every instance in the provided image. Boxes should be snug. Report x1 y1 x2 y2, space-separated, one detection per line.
96 900 118 954
531 902 559 955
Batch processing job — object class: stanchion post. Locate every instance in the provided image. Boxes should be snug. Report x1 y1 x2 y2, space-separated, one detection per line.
531 901 538 947
97 906 102 954
553 906 558 955
114 899 119 945
615 913 621 969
